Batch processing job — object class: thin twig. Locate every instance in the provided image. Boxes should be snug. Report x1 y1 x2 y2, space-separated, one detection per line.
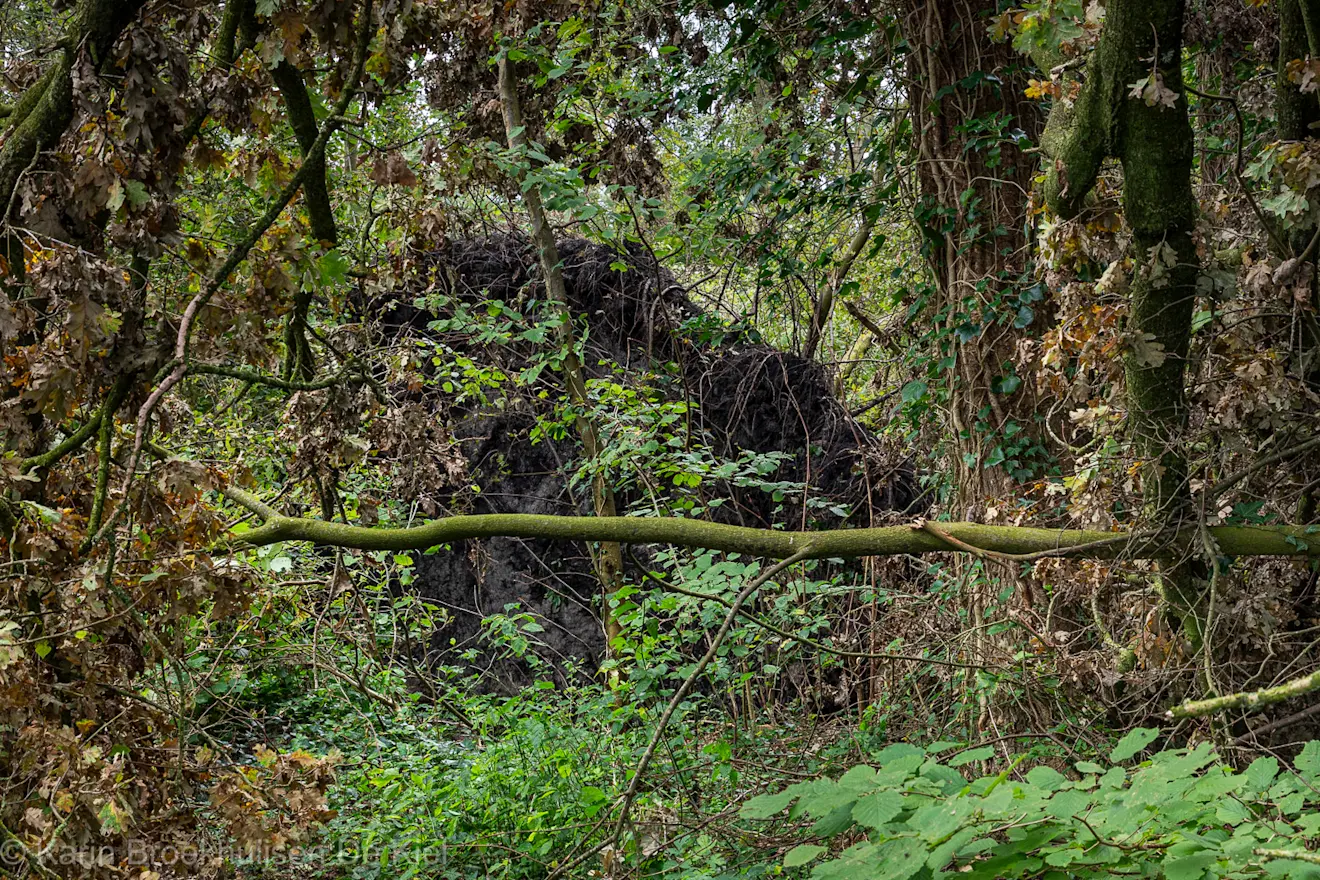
1185 85 1291 257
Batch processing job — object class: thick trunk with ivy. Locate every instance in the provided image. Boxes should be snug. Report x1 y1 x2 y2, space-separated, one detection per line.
902 1 1043 706
904 0 1042 516
1044 0 1209 645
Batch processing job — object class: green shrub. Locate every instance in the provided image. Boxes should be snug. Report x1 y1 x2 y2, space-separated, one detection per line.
743 731 1320 879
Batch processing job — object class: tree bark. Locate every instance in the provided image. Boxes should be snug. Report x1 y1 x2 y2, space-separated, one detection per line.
904 0 1043 515
901 0 1044 720
1043 0 1208 644
1262 0 1314 141
230 504 1320 560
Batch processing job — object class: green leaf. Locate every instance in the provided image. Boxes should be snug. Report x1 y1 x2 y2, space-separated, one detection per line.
1261 189 1310 219
948 746 994 767
852 790 905 830
741 789 796 819
1110 727 1159 762
1296 741 1320 780
927 827 978 871
1163 851 1217 880
811 841 882 880
123 179 150 209
1026 765 1068 791
318 249 350 285
1245 756 1279 790
925 741 964 755
783 844 826 867
21 501 62 523
1280 792 1305 815
873 836 929 880
874 743 925 766
909 798 972 843
838 764 878 792
901 380 928 403
812 803 856 837
1045 847 1080 867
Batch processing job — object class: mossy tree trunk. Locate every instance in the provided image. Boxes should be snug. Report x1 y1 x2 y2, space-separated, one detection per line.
1276 0 1320 144
1275 0 1320 390
0 0 145 220
0 0 145 457
236 0 333 388
1043 0 1209 645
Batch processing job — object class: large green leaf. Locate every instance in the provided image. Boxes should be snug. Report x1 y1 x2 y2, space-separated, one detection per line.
784 844 827 868
740 789 797 819
1109 728 1159 763
852 790 906 830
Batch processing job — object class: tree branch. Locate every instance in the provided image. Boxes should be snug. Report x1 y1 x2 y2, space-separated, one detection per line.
269 59 337 246
19 410 102 473
189 361 366 392
227 511 1320 560
497 48 626 650
1208 435 1320 500
802 193 878 361
1170 668 1320 718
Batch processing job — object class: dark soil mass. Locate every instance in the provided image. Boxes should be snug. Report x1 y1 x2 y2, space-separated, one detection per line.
372 236 922 690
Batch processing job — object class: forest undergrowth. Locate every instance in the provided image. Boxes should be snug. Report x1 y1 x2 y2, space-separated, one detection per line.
8 0 1320 877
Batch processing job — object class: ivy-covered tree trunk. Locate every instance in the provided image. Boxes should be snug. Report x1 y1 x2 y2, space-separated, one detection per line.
901 0 1043 726
903 0 1043 517
1044 0 1209 646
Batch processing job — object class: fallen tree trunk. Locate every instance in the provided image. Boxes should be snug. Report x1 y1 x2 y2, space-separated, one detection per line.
226 498 1320 560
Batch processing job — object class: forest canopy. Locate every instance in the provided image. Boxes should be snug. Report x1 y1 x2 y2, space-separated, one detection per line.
4 0 1320 876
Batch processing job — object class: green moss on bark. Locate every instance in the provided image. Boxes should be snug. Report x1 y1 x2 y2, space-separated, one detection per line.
1041 0 1210 644
231 512 1320 561
0 52 74 221
270 59 337 247
0 0 148 220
